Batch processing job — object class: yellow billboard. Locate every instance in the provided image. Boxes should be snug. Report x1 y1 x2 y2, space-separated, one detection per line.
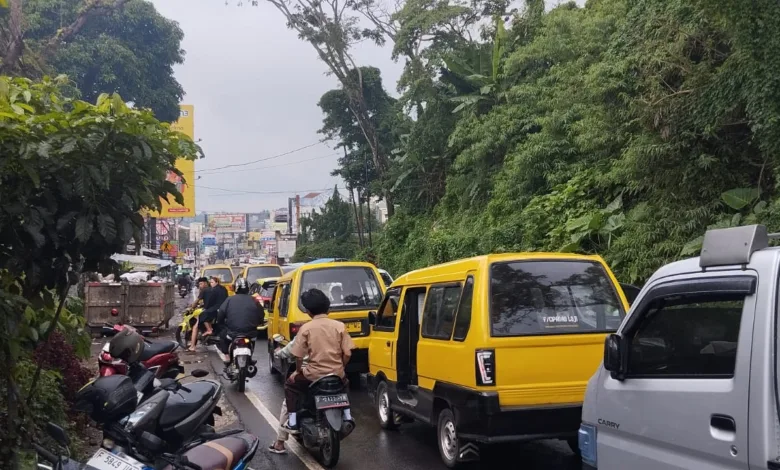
152 105 195 218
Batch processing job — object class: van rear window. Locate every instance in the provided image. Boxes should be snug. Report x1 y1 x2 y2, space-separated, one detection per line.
204 268 233 283
300 267 382 311
489 260 624 336
246 266 283 283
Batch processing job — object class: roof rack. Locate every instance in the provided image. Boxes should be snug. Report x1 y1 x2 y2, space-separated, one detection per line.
699 224 780 268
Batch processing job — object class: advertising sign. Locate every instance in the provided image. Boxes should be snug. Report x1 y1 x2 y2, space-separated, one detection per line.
206 214 246 233
202 233 216 246
150 105 196 218
270 222 287 233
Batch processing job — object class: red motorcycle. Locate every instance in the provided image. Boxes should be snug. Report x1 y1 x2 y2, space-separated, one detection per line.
98 324 184 379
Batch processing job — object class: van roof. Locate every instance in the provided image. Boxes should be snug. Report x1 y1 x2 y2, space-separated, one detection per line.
392 252 607 286
277 261 379 281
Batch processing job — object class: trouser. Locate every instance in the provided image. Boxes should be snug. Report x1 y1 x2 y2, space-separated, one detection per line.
284 373 313 413
277 399 289 441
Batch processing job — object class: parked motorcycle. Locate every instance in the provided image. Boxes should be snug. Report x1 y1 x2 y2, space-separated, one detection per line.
34 420 259 470
77 351 224 463
295 374 356 467
99 325 183 379
223 335 258 392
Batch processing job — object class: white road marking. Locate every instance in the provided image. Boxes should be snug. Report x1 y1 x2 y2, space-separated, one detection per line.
244 388 325 470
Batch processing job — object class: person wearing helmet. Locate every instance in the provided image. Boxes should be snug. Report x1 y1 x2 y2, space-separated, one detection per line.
215 276 264 367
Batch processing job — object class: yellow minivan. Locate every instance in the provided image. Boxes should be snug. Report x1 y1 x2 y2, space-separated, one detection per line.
366 253 629 468
241 264 284 284
201 264 236 295
267 261 386 383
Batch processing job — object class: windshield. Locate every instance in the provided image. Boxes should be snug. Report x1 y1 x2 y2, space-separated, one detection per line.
246 266 283 283
490 260 624 336
300 267 383 311
203 268 233 283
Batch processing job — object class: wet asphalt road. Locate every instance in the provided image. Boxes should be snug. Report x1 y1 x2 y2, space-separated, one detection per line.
211 341 582 470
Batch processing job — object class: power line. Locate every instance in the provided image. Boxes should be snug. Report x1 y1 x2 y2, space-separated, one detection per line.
197 185 343 195
197 152 340 176
195 140 327 173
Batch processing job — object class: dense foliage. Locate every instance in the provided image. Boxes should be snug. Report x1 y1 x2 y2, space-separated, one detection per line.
293 0 780 283
0 75 200 467
1 0 185 121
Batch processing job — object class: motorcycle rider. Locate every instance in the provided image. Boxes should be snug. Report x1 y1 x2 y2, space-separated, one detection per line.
187 277 212 351
177 271 193 292
283 288 355 434
201 276 228 338
216 277 264 372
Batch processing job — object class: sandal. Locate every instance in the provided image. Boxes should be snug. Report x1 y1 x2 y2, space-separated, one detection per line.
268 444 287 454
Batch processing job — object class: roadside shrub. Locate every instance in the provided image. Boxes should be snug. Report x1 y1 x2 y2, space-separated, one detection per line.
33 331 92 404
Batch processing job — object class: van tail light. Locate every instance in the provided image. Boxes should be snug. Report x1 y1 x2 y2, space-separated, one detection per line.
578 423 597 467
475 349 496 386
110 308 119 317
290 322 305 339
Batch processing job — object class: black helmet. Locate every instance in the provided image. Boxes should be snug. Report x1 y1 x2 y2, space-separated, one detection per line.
109 328 144 363
234 276 249 294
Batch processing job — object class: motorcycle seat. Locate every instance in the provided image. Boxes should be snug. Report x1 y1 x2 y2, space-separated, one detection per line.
159 381 218 427
309 374 345 393
165 434 256 470
139 341 178 361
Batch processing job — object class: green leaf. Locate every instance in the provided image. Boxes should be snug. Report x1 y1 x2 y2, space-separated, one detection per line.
753 200 768 214
559 242 580 253
98 214 117 241
721 188 759 210
603 213 625 233
57 211 78 231
22 160 40 187
565 214 592 231
731 213 742 227
22 90 31 103
11 104 24 115
680 236 704 257
75 215 92 243
604 195 623 213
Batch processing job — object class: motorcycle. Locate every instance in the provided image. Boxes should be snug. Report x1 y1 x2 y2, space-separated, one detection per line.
178 284 189 298
295 374 356 467
99 325 183 379
223 335 258 392
76 367 224 463
175 306 221 349
34 420 259 470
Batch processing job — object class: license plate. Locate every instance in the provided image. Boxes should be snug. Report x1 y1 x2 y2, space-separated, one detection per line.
344 321 362 333
87 449 144 470
234 347 252 356
315 393 350 409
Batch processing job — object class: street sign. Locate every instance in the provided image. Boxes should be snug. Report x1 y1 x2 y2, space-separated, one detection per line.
161 241 173 254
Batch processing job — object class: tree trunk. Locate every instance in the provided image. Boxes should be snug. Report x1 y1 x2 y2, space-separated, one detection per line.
348 184 364 248
357 189 367 245
40 0 131 61
0 0 25 75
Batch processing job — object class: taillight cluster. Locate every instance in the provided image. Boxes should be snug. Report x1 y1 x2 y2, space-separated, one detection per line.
290 322 304 339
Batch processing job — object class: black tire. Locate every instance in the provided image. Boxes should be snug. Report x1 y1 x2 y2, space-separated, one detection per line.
175 325 190 349
376 381 398 430
320 427 341 467
437 408 459 468
237 366 246 393
347 371 361 390
567 436 581 456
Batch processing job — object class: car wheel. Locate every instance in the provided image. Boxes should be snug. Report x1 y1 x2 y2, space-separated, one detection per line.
376 381 398 430
437 408 459 468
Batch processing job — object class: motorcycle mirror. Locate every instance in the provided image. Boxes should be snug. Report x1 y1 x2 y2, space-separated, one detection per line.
190 369 209 378
45 422 70 447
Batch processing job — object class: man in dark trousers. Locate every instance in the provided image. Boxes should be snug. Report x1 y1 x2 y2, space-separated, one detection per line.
283 288 355 433
216 277 264 371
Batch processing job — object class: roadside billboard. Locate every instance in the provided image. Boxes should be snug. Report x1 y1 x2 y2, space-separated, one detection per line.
202 233 216 246
270 222 287 233
206 214 246 233
150 105 196 218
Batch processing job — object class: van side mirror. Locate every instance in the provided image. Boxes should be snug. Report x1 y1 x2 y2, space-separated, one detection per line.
604 334 625 380
619 283 642 306
368 311 377 326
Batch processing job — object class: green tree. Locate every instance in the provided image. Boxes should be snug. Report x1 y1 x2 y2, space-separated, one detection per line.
0 0 184 122
0 75 200 468
294 187 357 260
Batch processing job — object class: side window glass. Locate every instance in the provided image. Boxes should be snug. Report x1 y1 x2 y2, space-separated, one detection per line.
627 294 745 378
453 276 474 341
279 284 291 318
422 284 462 340
375 288 401 331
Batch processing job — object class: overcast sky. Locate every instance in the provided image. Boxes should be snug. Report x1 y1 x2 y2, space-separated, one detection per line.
150 0 403 214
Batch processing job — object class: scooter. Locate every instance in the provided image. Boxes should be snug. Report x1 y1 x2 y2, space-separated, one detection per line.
76 367 224 463
34 420 259 470
99 325 184 379
175 306 222 350
295 374 356 467
222 335 258 393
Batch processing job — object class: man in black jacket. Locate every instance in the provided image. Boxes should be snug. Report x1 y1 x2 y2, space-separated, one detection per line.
216 277 264 366
201 276 228 337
